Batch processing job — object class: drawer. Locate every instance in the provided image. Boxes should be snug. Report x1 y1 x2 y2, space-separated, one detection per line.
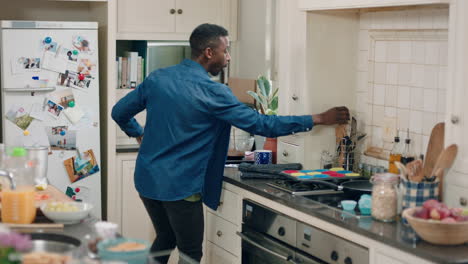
208 189 239 225
206 212 240 256
445 184 468 209
204 241 238 264
277 141 304 164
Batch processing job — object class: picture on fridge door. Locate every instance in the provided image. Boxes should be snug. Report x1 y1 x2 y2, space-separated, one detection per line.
43 41 58 53
5 104 34 130
45 126 77 150
11 57 41 74
63 149 100 183
49 88 75 109
57 70 93 90
45 100 64 118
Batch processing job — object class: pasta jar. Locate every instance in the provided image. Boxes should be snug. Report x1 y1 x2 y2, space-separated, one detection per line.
370 173 399 222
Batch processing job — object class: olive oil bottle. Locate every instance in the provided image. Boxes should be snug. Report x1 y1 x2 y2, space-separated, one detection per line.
388 132 403 174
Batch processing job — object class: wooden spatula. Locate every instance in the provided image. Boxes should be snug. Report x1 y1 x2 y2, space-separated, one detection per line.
423 122 445 179
431 144 458 200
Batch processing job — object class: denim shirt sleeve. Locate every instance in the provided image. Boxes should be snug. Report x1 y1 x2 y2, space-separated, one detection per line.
111 81 146 138
203 84 313 137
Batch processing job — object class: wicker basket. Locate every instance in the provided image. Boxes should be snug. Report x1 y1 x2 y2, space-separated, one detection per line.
402 207 468 245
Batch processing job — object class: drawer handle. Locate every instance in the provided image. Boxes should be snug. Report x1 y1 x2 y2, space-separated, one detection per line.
451 115 459 124
177 9 183 14
218 201 224 206
282 150 289 157
460 197 467 207
170 9 176 14
216 230 223 237
292 94 298 101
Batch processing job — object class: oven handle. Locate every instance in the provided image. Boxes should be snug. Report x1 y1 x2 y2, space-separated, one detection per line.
236 231 298 264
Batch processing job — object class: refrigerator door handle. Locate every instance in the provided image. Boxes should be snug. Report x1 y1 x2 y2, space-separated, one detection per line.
4 87 56 92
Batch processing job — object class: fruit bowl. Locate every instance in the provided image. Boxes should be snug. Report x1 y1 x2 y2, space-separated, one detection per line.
402 207 468 245
40 202 93 225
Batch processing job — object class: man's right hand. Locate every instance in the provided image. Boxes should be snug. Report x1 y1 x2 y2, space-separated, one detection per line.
312 106 350 125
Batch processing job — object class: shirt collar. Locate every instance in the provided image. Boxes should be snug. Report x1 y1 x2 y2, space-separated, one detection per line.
181 59 211 79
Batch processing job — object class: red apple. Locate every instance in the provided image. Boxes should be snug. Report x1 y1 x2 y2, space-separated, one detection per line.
414 207 430 219
423 199 440 210
438 208 451 219
450 208 463 217
442 217 457 223
455 215 468 222
430 208 441 220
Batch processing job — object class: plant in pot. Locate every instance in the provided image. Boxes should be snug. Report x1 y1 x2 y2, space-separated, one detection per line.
247 75 279 163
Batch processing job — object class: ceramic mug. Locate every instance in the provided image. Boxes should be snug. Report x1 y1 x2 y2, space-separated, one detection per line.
254 150 272 165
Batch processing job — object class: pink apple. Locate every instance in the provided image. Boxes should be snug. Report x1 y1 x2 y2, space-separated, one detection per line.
414 207 430 219
423 199 440 210
450 208 463 217
430 208 441 220
442 217 457 223
455 215 468 222
438 208 451 219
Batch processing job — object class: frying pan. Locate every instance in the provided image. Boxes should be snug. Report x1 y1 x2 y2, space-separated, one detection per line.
305 179 372 196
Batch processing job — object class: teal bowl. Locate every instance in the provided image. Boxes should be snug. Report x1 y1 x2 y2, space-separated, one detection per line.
97 237 150 264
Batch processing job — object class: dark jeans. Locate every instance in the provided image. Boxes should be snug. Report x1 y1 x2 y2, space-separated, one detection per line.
140 195 204 264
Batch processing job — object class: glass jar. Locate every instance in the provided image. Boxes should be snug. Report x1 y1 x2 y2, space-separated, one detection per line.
370 173 399 222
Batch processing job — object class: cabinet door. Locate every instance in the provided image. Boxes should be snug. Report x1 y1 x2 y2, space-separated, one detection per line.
118 0 176 34
205 241 238 264
175 0 223 33
121 160 156 242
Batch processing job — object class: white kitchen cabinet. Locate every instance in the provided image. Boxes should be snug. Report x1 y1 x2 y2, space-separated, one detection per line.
374 252 408 264
116 0 238 40
116 153 156 242
205 242 238 264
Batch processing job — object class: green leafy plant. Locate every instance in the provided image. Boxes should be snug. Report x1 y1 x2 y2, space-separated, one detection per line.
247 75 278 115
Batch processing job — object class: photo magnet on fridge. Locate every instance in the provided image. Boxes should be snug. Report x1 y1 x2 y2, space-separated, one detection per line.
45 126 77 151
48 88 75 109
11 57 41 74
72 35 93 54
5 104 34 130
63 149 100 183
45 99 64 118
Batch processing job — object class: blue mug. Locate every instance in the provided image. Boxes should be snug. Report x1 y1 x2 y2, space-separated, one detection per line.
254 150 272 165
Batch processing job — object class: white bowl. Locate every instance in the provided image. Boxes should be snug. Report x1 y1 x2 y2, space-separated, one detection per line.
40 202 93 225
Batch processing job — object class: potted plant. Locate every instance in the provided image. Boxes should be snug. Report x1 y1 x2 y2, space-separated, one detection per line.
247 75 279 163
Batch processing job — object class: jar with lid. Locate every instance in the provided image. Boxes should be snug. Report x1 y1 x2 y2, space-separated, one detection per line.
370 173 399 222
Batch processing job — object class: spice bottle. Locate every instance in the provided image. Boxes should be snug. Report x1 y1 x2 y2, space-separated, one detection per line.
388 133 403 174
370 173 399 222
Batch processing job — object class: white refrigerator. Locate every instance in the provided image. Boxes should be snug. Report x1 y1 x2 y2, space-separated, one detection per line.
0 21 101 218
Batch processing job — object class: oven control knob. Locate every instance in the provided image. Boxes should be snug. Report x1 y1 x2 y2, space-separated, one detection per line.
344 257 353 264
277 227 285 236
330 251 339 261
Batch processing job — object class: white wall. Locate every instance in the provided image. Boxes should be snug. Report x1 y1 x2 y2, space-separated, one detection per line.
230 0 276 80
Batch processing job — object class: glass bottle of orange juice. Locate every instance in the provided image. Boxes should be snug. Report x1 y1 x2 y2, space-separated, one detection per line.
1 147 36 224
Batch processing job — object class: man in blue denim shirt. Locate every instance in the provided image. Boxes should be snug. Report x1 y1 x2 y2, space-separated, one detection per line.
112 24 349 263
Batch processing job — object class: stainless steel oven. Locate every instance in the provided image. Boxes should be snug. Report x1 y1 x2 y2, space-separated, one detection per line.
238 200 369 264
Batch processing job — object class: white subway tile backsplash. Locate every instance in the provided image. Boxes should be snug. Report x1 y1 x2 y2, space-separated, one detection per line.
372 126 383 147
439 41 448 65
437 90 446 114
422 112 437 136
437 113 446 123
397 108 410 130
438 66 447 90
385 107 397 118
368 61 375 82
410 87 424 111
425 42 440 65
406 9 420 29
399 41 412 63
387 42 400 63
433 8 449 29
385 85 398 107
411 64 425 87
374 84 386 105
411 132 423 156
398 64 412 85
375 41 387 62
422 135 430 157
373 105 385 126
423 65 439 89
423 89 437 112
412 41 426 64
419 9 434 29
409 110 423 134
386 63 399 85
394 10 408 30
367 83 374 103
374 62 387 84
397 86 410 109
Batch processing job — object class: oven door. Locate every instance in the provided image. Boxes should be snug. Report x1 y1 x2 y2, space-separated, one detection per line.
237 227 325 264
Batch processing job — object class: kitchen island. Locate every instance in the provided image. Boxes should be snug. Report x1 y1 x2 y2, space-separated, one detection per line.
216 167 468 264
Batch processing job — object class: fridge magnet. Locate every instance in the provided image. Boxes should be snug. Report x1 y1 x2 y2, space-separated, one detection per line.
5 104 34 130
65 186 90 202
60 47 78 62
48 88 75 109
11 57 41 74
72 35 92 53
57 70 78 88
45 126 77 150
45 99 64 118
63 149 100 183
63 106 85 125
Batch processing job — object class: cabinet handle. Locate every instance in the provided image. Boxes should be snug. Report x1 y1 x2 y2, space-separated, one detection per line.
460 197 467 207
282 150 289 157
170 9 176 14
218 201 223 206
177 9 183 14
216 230 223 237
451 115 459 124
292 94 298 101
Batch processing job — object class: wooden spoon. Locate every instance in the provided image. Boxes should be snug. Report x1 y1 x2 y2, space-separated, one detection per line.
406 159 424 182
394 161 408 181
431 144 458 199
423 122 445 180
